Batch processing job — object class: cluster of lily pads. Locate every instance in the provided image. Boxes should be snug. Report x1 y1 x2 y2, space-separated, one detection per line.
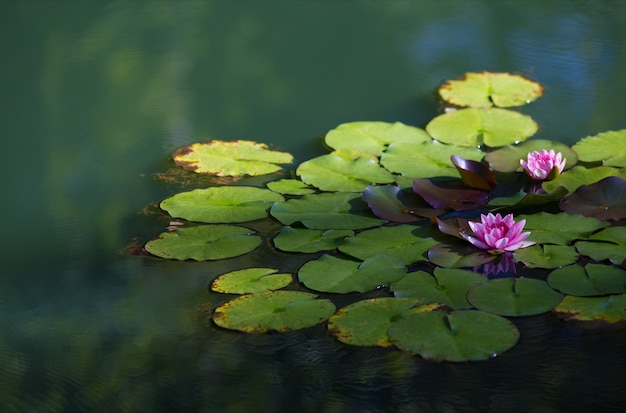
143 72 626 362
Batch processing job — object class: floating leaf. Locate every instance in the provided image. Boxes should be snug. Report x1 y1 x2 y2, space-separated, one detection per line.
391 268 488 309
451 155 497 190
388 310 520 362
467 278 564 316
518 212 609 245
575 226 626 265
361 185 441 222
298 254 406 293
273 227 354 253
211 268 293 294
541 166 626 194
553 294 626 323
547 264 626 297
412 178 489 211
161 186 283 223
560 176 626 220
438 72 543 108
484 140 578 173
571 130 626 167
173 140 293 176
328 298 439 347
380 140 484 178
296 153 395 192
212 291 336 333
425 107 538 147
513 244 579 269
339 225 439 263
324 121 431 156
145 225 261 261
266 179 315 195
427 242 496 269
490 186 569 210
270 192 385 229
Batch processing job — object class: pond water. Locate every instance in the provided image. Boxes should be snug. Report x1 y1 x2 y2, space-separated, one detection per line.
2 1 626 412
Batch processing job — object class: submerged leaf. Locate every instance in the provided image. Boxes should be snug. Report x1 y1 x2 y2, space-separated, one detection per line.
388 310 520 362
173 140 293 176
212 291 336 333
438 72 543 108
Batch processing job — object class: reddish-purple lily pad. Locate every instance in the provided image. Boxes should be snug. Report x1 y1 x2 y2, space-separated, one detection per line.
362 185 444 222
560 176 626 220
412 178 489 211
451 155 497 191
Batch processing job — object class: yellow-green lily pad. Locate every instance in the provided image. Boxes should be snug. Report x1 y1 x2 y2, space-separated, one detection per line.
211 268 293 294
553 294 626 324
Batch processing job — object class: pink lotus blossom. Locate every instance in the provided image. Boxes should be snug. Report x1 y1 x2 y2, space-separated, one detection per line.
462 213 534 253
520 149 566 181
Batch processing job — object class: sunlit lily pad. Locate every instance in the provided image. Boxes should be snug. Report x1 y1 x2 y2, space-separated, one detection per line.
380 140 484 178
161 186 284 223
553 293 626 323
298 254 406 293
547 264 626 297
296 153 395 192
425 107 538 147
270 192 385 229
273 227 354 253
212 290 336 333
211 268 293 294
575 226 626 265
438 72 543 108
560 176 626 220
571 130 626 167
541 166 626 194
327 298 440 347
467 278 564 316
339 225 438 263
513 244 579 269
518 212 609 245
391 268 488 309
266 179 316 195
361 185 442 222
484 140 578 173
145 225 261 261
324 121 431 156
173 140 293 176
388 310 520 362
427 242 496 268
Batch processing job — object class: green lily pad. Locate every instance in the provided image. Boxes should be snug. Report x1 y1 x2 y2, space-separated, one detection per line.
324 121 431 156
145 225 261 261
388 310 520 362
484 140 578 172
391 268 488 309
380 140 484 178
173 140 293 176
338 225 439 263
571 130 626 167
212 290 336 333
211 268 293 294
273 227 354 253
513 244 579 269
547 264 626 297
425 107 538 148
160 186 284 223
327 298 440 347
467 278 564 316
296 153 396 192
518 212 609 245
553 293 626 323
266 179 316 195
438 72 543 108
270 192 385 230
575 226 626 265
541 166 626 194
297 254 406 293
427 242 496 268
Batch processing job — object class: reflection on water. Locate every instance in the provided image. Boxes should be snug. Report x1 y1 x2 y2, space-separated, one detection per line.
1 0 625 411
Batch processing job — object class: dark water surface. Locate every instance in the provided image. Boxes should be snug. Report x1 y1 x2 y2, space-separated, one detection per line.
2 1 626 412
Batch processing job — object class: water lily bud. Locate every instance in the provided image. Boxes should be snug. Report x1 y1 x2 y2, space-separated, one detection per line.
520 149 566 181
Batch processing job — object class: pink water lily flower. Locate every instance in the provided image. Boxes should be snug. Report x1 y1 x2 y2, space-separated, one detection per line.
520 149 566 181
462 213 534 253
